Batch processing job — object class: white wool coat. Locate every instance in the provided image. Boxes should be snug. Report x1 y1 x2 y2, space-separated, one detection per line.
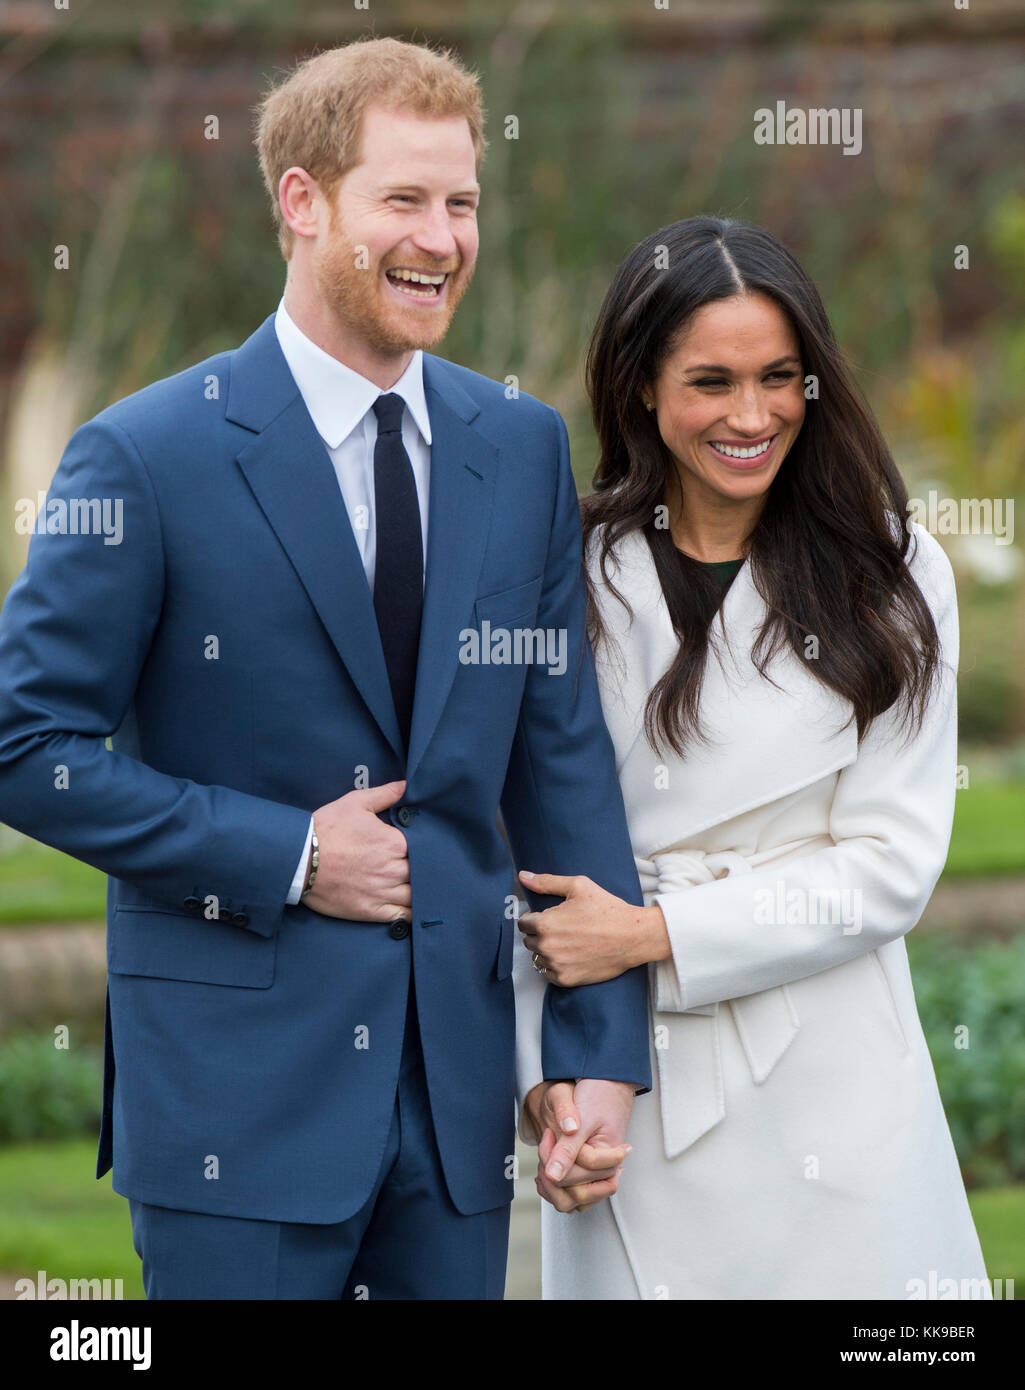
513 520 990 1300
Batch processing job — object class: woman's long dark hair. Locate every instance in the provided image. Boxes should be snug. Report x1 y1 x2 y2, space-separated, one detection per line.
582 215 941 759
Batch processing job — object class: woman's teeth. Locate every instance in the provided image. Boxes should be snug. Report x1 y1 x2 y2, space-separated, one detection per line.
709 437 773 460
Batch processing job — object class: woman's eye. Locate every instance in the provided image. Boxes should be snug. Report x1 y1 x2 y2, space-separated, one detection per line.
692 371 798 389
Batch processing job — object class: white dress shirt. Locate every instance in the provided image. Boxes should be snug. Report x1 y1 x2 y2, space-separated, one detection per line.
272 297 433 904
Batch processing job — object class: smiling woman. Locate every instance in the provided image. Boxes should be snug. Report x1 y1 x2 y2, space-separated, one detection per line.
513 215 991 1302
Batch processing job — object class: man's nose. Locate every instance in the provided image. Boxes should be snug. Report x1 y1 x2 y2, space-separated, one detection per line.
409 201 461 259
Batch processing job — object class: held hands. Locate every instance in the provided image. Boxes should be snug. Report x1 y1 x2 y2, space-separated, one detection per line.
302 780 412 922
517 870 671 986
523 1078 636 1213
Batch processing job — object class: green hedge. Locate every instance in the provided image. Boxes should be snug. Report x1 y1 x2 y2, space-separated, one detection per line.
0 1034 103 1144
908 932 1025 1188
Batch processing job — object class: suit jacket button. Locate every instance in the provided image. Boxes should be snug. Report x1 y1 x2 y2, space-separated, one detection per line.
231 912 249 927
396 806 415 827
388 919 410 940
183 896 201 913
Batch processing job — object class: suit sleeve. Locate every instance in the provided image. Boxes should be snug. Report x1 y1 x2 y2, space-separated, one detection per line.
499 408 652 1131
0 416 312 938
651 524 960 1011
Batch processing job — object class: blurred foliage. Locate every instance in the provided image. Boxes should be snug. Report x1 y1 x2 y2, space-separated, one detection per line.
0 1034 103 1144
908 932 1025 1189
2 3 1023 745
0 837 107 924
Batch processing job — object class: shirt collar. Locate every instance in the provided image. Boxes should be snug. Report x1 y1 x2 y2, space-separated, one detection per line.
274 297 432 449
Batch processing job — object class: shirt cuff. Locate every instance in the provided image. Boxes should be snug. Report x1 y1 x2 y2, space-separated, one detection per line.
286 817 315 906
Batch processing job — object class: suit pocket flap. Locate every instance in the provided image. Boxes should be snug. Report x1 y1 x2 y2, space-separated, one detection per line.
474 574 544 629
109 906 277 988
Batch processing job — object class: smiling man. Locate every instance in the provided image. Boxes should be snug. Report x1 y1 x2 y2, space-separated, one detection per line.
0 35 652 1300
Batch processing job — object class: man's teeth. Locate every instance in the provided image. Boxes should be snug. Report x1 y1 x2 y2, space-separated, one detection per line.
710 438 773 459
386 268 446 297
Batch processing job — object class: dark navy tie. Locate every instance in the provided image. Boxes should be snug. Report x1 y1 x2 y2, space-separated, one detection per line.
372 393 423 754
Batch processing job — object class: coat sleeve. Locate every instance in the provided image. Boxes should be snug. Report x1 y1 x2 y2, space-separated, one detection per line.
499 408 652 1129
0 416 312 938
651 523 960 1011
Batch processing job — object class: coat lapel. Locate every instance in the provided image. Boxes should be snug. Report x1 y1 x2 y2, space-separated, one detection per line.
228 315 496 774
592 526 859 850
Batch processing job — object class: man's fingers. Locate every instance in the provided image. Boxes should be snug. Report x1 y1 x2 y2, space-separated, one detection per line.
357 779 407 813
535 1170 579 1214
573 1140 632 1172
535 1167 622 1213
567 1170 622 1209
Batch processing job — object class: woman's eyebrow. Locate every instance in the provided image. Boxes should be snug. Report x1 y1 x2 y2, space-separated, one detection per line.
684 355 801 374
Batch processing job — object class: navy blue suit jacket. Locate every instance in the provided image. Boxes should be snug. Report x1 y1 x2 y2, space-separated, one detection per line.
0 312 651 1221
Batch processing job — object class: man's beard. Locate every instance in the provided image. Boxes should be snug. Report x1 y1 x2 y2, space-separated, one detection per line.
312 204 472 355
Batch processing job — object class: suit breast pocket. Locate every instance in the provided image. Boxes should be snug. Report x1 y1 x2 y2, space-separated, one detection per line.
109 904 277 989
474 574 544 631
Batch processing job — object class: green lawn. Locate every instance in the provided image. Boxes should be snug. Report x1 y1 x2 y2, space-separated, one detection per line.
0 1139 143 1299
0 1138 1020 1300
0 842 107 924
0 777 1024 926
946 781 1025 877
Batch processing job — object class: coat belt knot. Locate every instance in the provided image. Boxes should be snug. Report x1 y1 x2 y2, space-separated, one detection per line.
635 844 815 1159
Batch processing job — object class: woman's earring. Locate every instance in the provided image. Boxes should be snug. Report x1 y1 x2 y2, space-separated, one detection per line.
645 401 654 412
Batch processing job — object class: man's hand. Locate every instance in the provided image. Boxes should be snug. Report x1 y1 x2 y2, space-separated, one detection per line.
524 1078 636 1213
301 780 412 921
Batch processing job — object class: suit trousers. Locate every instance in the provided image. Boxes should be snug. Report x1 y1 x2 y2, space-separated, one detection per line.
128 966 511 1299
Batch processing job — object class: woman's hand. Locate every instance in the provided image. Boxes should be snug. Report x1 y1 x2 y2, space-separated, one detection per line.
517 870 671 986
523 1079 634 1213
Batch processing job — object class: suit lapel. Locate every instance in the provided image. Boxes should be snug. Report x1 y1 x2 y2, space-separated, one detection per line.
595 527 859 849
228 315 496 774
